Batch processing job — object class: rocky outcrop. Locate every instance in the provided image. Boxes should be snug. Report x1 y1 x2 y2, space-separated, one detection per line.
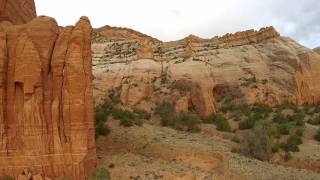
314 47 320 54
92 26 320 116
17 169 52 180
216 26 280 45
0 16 96 179
0 0 36 24
94 25 160 43
137 39 154 59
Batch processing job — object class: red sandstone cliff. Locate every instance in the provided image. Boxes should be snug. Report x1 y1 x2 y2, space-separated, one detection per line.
0 4 96 180
0 0 36 24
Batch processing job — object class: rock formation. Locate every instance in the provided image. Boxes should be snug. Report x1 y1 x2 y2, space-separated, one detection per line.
0 15 96 179
92 26 320 116
314 47 320 54
93 25 159 43
0 0 36 24
137 39 154 59
17 169 52 180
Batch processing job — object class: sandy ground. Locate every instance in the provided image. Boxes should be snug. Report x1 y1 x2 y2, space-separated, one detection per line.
95 120 320 180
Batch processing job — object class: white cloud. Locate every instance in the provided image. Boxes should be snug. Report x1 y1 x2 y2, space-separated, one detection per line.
36 0 320 48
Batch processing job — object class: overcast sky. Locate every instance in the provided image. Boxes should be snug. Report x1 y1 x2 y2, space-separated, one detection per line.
36 0 320 48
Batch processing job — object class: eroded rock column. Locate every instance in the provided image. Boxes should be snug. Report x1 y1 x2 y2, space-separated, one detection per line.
0 16 96 179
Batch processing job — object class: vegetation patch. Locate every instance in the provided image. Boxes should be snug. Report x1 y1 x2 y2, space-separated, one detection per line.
168 80 192 96
94 88 151 135
203 113 231 132
111 108 149 127
314 129 320 142
239 125 274 161
155 101 201 132
214 101 314 161
94 109 109 139
90 167 111 180
1 176 14 180
308 115 320 125
238 116 256 130
280 134 302 152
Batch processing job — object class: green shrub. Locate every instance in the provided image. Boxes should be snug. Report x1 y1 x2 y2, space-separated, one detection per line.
108 89 121 104
231 136 240 143
95 122 110 138
95 111 107 123
288 134 302 145
119 117 134 127
112 109 145 127
303 104 313 114
239 125 274 161
90 167 111 180
308 115 320 125
272 142 280 153
239 104 251 116
302 104 311 111
295 128 304 137
155 102 200 132
272 113 287 124
314 105 320 113
94 110 109 138
239 116 255 130
133 108 151 120
287 112 305 126
203 113 231 132
277 124 290 135
284 151 292 161
202 114 215 124
281 134 302 152
295 118 304 126
229 110 243 121
251 103 273 118
314 129 320 142
214 114 231 132
231 147 240 153
112 109 134 120
155 101 175 125
283 103 300 113
177 112 201 132
2 176 14 180
134 119 144 127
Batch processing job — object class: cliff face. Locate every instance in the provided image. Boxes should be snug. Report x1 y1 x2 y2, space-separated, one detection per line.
93 25 160 43
0 16 96 179
92 26 320 116
314 47 320 54
0 0 36 24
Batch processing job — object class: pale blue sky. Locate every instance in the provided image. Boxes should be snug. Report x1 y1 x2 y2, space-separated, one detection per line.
36 0 320 48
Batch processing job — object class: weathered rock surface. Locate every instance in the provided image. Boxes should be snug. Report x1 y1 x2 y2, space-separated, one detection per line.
0 16 96 179
17 169 52 180
314 47 320 54
0 0 36 24
92 26 320 116
93 25 160 43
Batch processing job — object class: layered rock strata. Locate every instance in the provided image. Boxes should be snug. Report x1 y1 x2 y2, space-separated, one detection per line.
0 16 96 179
92 26 320 116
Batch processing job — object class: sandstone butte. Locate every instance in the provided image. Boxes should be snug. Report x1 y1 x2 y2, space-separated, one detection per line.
0 0 96 179
92 26 320 116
